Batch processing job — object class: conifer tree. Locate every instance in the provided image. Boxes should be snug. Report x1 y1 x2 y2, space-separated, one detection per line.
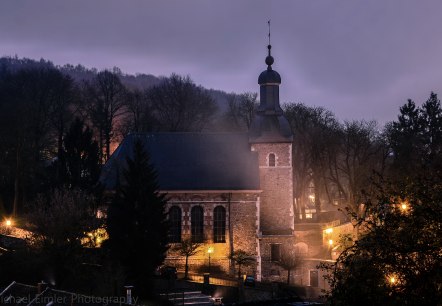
106 138 169 293
62 118 101 190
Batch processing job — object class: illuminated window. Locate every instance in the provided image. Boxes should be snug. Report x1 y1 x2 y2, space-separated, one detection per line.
305 208 315 219
268 153 276 167
270 244 281 262
168 206 181 243
191 206 204 243
213 206 226 243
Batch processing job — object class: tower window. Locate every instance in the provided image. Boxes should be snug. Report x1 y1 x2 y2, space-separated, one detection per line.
213 206 226 243
168 206 182 243
191 206 204 243
268 153 276 167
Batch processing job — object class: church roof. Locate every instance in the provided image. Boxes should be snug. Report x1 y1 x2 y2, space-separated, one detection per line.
258 67 281 84
100 133 260 191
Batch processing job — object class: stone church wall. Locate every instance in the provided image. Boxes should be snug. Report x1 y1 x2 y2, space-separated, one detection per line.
164 192 260 277
251 143 294 234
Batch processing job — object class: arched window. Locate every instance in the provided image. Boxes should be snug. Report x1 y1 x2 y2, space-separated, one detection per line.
191 206 204 243
213 206 226 243
168 206 182 243
268 153 276 167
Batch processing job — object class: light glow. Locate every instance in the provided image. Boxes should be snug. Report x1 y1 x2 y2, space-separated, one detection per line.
5 219 12 227
328 239 333 246
208 246 214 254
325 228 333 234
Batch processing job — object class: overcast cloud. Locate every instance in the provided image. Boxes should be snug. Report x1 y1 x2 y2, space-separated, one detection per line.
1 0 442 124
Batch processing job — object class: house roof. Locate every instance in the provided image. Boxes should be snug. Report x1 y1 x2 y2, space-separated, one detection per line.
100 132 260 191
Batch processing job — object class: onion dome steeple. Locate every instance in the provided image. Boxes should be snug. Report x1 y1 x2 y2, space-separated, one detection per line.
249 26 293 144
258 44 281 85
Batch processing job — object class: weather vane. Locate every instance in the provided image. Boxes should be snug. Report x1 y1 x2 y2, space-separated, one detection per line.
268 20 271 45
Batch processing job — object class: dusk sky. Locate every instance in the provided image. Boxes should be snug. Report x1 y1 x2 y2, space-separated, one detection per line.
2 1 442 124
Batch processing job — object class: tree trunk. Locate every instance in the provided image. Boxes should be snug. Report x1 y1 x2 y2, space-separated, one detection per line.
105 129 111 161
13 143 22 216
57 123 64 184
238 263 242 279
184 255 189 279
287 269 291 284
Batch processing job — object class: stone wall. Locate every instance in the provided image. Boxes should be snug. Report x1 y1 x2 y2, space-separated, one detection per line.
251 143 294 234
164 192 260 277
259 235 296 282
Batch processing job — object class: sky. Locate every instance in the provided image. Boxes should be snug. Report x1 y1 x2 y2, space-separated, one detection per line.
1 0 442 125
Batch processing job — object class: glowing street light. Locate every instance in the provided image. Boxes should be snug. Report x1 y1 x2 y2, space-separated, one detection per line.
5 219 12 227
207 246 214 274
400 202 408 211
328 239 333 246
325 228 333 234
387 273 399 286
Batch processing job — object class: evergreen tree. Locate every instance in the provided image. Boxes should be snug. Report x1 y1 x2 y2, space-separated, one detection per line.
106 139 169 294
62 118 101 190
389 92 442 177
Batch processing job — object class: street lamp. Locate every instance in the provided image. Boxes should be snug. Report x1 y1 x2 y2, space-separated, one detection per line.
389 276 396 284
5 219 12 227
207 246 214 274
387 273 399 286
400 202 408 212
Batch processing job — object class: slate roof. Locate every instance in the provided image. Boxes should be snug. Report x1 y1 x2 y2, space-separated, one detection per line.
249 113 293 143
100 132 260 191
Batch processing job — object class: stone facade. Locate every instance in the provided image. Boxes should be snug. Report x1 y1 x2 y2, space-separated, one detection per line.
164 192 260 278
251 143 294 234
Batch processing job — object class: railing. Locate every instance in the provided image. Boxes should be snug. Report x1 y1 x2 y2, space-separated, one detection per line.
187 274 238 287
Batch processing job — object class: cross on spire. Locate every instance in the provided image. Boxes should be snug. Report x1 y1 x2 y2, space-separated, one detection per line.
265 20 274 68
268 20 271 45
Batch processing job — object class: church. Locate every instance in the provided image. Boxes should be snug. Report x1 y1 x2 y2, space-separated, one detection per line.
101 43 342 291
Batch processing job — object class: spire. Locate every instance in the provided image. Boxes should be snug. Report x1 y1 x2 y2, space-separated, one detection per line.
249 21 293 143
265 20 274 69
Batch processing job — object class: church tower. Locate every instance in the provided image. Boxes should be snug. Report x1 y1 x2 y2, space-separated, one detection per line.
249 43 294 236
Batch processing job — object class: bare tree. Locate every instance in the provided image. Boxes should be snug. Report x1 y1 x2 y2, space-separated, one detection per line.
224 92 258 131
174 238 201 279
25 188 102 284
329 120 387 215
147 74 217 132
284 103 340 220
84 69 126 161
229 249 255 279
0 67 68 215
238 92 258 128
47 71 78 181
275 246 303 284
122 89 155 134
